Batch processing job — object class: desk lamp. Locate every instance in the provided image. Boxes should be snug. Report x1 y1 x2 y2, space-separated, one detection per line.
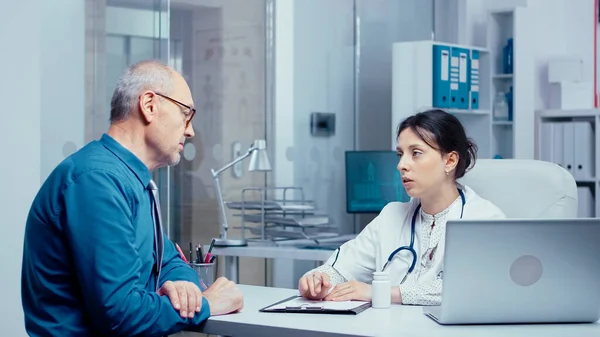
211 139 272 247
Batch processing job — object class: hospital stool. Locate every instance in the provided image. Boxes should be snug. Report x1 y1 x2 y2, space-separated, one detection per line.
458 159 577 218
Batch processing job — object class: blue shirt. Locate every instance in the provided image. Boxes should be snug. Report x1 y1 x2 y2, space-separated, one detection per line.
22 134 210 336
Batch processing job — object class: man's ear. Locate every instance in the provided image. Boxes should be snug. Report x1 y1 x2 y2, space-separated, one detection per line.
444 151 459 175
139 91 158 124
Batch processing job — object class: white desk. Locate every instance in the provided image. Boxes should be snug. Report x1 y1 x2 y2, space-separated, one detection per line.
212 245 333 282
189 285 600 337
210 238 350 282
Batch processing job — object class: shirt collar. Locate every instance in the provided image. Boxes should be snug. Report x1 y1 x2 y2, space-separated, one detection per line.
99 133 152 188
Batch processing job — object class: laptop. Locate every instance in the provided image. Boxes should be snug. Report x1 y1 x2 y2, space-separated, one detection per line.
423 218 600 325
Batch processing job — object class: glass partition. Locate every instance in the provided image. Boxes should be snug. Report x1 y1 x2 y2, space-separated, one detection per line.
165 0 268 285
87 0 435 287
87 0 269 285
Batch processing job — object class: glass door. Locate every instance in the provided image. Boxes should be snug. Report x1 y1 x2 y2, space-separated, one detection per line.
88 0 269 286
86 0 170 142
163 0 269 285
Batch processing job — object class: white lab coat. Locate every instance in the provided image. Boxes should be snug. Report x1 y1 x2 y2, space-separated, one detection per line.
325 184 506 289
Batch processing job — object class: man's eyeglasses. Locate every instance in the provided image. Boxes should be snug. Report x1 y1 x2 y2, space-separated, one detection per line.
155 92 196 128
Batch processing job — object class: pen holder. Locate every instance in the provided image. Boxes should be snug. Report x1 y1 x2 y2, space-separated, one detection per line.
188 262 216 290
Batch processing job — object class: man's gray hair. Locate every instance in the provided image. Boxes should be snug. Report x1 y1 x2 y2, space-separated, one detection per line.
109 60 175 123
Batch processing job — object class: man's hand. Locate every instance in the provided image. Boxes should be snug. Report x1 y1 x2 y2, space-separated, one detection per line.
202 277 244 316
298 272 332 300
158 280 202 318
323 280 372 302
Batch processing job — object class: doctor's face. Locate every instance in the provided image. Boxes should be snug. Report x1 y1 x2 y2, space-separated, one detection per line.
396 127 448 198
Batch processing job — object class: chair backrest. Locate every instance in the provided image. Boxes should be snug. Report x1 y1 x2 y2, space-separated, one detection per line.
458 159 577 218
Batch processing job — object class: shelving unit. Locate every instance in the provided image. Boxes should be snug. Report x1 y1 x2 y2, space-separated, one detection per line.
391 40 494 158
391 7 533 162
536 108 599 217
487 6 534 159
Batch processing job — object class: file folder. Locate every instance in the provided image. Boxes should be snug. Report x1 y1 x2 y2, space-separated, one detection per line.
573 121 594 180
552 122 564 169
577 186 594 218
432 44 451 108
449 47 470 109
562 122 574 176
260 295 371 315
469 49 480 110
449 47 460 108
540 122 554 163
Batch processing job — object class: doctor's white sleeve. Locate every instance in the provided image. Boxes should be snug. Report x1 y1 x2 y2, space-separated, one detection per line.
303 264 348 288
398 278 442 305
303 211 382 286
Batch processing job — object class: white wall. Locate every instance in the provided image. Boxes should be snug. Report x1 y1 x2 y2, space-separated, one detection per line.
0 1 41 334
0 0 85 334
291 0 355 234
358 0 433 149
272 0 356 288
41 0 86 180
272 0 435 288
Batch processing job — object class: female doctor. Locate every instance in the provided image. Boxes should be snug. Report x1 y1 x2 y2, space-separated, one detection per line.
298 109 506 306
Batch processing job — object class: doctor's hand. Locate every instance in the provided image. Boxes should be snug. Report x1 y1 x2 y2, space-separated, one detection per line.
202 277 244 316
298 272 332 300
158 280 203 318
323 280 372 302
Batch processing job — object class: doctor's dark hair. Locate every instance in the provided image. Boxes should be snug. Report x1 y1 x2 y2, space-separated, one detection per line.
395 109 477 179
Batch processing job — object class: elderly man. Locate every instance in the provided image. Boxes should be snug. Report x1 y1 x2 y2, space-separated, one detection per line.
21 60 243 336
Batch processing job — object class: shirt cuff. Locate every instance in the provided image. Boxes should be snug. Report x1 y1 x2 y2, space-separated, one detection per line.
304 264 348 289
398 279 442 306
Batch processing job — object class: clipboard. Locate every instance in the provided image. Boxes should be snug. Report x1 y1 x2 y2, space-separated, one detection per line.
259 295 371 315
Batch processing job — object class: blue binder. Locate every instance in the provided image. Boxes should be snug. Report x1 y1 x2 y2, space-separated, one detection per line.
449 47 460 109
450 47 470 109
470 49 480 110
432 44 451 108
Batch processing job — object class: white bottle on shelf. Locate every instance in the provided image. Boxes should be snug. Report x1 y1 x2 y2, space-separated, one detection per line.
493 91 509 121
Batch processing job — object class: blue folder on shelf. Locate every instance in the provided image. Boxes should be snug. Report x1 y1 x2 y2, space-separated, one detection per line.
432 44 451 108
450 47 470 110
470 49 480 110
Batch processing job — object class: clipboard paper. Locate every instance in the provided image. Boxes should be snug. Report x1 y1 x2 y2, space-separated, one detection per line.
260 295 371 315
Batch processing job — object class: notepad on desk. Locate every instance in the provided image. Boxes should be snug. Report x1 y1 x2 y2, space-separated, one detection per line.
260 295 371 315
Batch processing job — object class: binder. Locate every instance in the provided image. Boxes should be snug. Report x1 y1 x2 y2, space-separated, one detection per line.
449 47 460 108
432 44 451 108
450 47 469 109
577 186 594 218
540 122 554 163
562 122 574 176
552 122 564 169
573 121 594 180
260 295 371 315
469 49 480 110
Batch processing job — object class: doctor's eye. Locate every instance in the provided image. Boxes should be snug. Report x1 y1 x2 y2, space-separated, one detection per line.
413 150 422 157
396 152 402 158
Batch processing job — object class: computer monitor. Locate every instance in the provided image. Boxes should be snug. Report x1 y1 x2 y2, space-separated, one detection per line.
345 151 410 213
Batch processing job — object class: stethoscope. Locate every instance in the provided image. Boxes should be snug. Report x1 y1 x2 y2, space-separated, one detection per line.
381 188 466 284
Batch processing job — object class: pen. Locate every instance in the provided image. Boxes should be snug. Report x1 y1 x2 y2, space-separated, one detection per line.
204 238 215 263
209 255 215 263
195 244 201 263
198 244 204 263
189 242 193 263
175 243 188 263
